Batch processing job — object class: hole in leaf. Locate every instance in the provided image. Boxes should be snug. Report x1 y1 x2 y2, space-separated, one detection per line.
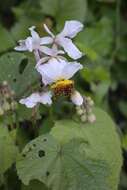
13 78 17 82
22 154 26 157
46 171 50 176
38 150 45 157
19 58 28 74
43 138 47 142
28 147 32 152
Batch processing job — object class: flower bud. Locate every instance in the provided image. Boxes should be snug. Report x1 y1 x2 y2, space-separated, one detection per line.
3 102 10 111
77 109 84 116
88 99 94 107
87 107 92 113
81 115 87 122
11 101 18 110
3 81 8 86
88 114 96 123
0 107 4 115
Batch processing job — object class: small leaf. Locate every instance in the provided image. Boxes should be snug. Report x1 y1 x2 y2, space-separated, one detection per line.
0 126 18 174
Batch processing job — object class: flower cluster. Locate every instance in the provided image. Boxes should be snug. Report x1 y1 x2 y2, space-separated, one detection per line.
15 20 96 122
0 81 17 115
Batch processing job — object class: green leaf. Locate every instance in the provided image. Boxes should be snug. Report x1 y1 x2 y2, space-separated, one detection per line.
0 52 38 97
51 108 122 190
0 25 15 53
0 126 18 174
16 134 109 190
22 180 48 190
41 0 87 29
119 101 127 117
122 134 127 151
76 17 113 58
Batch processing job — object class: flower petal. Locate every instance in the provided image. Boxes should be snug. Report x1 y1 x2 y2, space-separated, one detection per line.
36 58 67 85
25 37 33 52
39 91 52 105
37 57 50 66
62 62 83 79
40 37 53 45
71 91 83 106
39 46 56 56
43 24 55 38
19 93 40 108
57 37 82 59
58 20 83 38
29 26 40 40
19 91 52 108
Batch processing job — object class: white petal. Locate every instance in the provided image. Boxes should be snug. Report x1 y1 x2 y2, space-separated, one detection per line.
37 57 49 66
25 37 33 52
14 45 27 51
43 24 55 38
71 91 83 106
39 91 52 105
57 37 82 59
39 46 55 56
58 20 83 38
19 93 40 108
36 58 67 85
29 26 40 40
62 62 83 79
19 91 52 108
40 37 53 45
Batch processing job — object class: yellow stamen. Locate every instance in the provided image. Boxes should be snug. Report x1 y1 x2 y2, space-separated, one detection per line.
51 79 74 97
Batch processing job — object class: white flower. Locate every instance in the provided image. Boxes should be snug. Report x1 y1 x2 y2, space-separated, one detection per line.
36 59 83 106
14 26 52 52
19 91 52 108
43 20 83 60
37 45 65 65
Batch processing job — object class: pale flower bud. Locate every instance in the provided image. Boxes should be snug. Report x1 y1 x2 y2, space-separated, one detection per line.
88 114 96 123
81 115 87 122
77 109 84 116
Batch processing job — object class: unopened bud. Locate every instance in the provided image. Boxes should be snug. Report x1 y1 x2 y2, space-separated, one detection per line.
88 114 96 123
11 101 18 110
0 107 4 115
88 100 94 107
87 107 92 113
81 115 87 122
3 81 8 86
77 109 84 116
3 102 10 111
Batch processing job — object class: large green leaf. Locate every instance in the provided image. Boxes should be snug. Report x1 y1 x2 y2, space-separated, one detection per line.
76 17 113 58
16 134 109 190
41 0 87 29
22 180 48 190
51 107 122 190
0 25 15 53
0 126 18 174
0 52 38 97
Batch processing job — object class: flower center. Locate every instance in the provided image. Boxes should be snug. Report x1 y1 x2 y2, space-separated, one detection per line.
51 79 74 97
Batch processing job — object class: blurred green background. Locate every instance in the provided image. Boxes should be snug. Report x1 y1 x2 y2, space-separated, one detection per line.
0 0 127 189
